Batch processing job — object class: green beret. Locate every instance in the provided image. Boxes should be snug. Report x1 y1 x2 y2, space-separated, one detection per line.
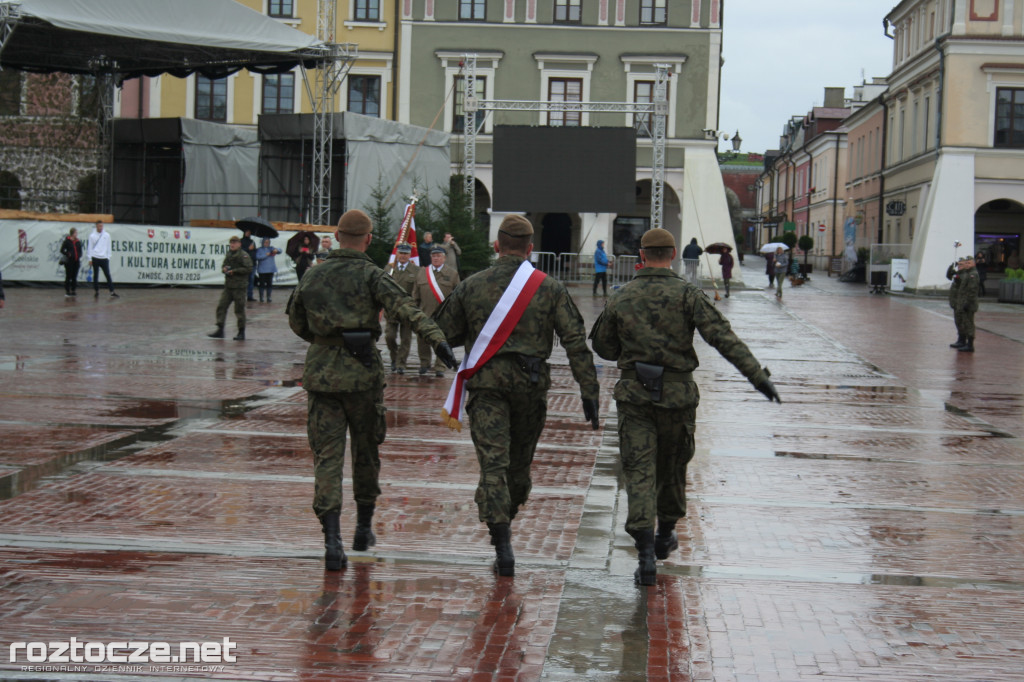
641 228 675 249
498 215 533 237
337 209 373 235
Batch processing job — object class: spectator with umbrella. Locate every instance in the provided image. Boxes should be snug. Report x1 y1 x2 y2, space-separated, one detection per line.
287 231 320 281
254 238 282 303
236 217 279 301
706 242 734 298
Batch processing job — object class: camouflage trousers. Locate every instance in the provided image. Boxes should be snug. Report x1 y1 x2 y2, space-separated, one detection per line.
954 308 976 337
215 286 246 329
384 317 412 369
307 389 383 519
465 388 548 524
616 400 696 534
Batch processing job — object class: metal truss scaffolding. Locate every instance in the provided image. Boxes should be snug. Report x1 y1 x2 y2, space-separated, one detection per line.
0 2 19 61
462 53 670 231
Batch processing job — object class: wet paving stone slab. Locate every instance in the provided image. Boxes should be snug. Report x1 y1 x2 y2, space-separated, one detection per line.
0 548 563 681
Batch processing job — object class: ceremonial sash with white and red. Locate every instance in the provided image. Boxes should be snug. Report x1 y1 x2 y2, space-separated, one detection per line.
426 266 446 305
440 260 547 431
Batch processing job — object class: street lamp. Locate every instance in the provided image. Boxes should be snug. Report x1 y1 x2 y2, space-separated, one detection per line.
731 130 742 152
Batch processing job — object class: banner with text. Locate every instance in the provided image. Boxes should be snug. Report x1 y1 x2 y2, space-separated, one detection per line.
0 220 319 286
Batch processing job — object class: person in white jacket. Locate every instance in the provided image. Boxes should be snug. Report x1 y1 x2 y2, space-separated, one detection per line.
86 221 118 298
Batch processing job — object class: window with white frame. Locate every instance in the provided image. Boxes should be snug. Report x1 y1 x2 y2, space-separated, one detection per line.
460 0 485 20
354 0 380 21
995 87 1024 148
195 76 227 122
640 0 666 24
348 75 381 117
262 73 295 115
453 76 486 133
437 52 500 134
268 0 293 18
555 0 581 23
549 78 583 126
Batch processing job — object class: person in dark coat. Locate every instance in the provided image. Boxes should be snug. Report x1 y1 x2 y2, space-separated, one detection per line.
765 253 775 287
719 249 734 298
681 238 703 283
293 235 317 281
60 227 84 297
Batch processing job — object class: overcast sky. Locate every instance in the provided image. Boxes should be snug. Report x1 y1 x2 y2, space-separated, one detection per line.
719 0 897 154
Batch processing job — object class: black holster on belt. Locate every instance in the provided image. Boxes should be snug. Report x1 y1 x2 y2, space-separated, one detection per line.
633 362 665 402
341 330 375 368
515 354 544 384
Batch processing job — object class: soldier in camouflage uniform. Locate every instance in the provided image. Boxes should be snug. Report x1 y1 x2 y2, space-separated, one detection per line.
589 228 780 587
384 243 420 373
207 235 253 340
948 256 980 353
288 209 457 571
434 214 600 577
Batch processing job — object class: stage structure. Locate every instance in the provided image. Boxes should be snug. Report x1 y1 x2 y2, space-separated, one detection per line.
0 0 354 222
461 53 669 231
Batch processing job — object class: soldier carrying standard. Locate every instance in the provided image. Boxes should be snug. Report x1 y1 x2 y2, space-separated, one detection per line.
384 243 421 374
208 235 253 340
434 214 600 577
589 228 780 587
288 209 457 571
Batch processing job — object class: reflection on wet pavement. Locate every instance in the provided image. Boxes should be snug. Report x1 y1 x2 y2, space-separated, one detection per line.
0 275 1022 680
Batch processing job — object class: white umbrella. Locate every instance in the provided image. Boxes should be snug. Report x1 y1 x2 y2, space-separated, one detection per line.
759 242 790 253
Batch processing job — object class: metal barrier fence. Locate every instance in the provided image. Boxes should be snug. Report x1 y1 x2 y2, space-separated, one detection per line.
531 252 638 287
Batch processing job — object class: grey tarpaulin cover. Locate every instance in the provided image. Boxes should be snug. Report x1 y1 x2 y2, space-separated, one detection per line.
181 119 259 224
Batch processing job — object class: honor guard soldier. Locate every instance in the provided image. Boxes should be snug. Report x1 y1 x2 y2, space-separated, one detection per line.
384 243 421 373
946 255 980 352
589 228 781 587
208 235 253 340
288 209 457 571
434 214 600 577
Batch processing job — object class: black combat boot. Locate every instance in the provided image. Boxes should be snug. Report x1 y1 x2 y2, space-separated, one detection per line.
321 511 346 571
631 529 657 587
233 327 245 341
654 520 679 560
352 504 377 551
488 523 515 577
949 334 965 349
207 325 224 338
959 336 975 353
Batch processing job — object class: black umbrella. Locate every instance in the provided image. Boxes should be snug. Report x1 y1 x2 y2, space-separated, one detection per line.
705 242 733 254
236 216 279 240
286 231 320 260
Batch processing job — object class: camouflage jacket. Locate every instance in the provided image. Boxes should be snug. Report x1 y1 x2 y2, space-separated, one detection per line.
222 249 253 289
434 255 599 399
953 266 979 312
589 267 768 408
946 263 960 308
413 264 460 316
288 249 448 393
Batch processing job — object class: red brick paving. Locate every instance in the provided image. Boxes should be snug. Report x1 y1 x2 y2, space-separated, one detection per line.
0 278 1022 681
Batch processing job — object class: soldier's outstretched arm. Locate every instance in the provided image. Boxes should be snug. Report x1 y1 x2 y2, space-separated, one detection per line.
376 273 447 349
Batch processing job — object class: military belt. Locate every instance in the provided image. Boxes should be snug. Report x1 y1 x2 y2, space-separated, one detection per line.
313 336 347 346
620 369 693 383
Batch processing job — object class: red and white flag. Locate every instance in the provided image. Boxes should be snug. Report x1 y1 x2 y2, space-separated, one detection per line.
440 260 547 431
388 201 419 265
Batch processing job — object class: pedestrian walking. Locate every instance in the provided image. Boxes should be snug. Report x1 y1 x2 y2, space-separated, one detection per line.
207 235 252 340
60 227 84 297
384 243 420 374
765 253 775 287
433 214 600 577
773 247 789 299
254 238 281 303
86 220 118 298
682 237 703 283
593 239 610 297
287 209 456 571
719 249 734 298
413 247 460 377
947 256 980 352
589 228 780 587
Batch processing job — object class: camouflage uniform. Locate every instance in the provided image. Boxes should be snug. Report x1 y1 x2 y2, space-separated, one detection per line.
384 260 421 371
215 248 252 330
413 264 460 373
589 266 771 535
952 264 980 337
288 248 447 519
434 255 600 525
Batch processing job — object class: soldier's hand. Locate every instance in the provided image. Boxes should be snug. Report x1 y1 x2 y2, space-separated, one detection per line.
753 368 781 403
436 342 459 370
582 398 600 430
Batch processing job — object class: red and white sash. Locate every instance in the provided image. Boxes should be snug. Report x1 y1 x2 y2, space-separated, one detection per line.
441 260 547 431
426 266 446 305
